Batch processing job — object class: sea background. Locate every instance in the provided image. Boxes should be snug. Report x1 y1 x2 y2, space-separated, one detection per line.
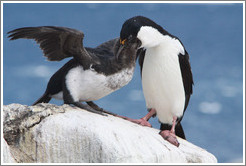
2 2 244 163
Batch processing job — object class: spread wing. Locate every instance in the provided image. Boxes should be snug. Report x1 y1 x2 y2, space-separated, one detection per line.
178 50 194 112
7 26 90 62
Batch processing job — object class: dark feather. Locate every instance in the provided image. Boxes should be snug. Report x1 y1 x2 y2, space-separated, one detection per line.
137 48 146 77
178 50 193 113
85 38 119 58
7 26 85 61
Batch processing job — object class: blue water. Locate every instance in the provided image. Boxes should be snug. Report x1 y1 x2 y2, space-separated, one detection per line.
3 3 244 163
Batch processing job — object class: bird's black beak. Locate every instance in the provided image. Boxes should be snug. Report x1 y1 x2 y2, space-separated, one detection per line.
116 44 124 61
116 38 127 61
115 37 141 61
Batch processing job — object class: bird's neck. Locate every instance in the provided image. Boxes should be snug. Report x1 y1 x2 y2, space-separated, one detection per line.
137 26 184 55
139 33 185 57
117 53 136 69
137 26 164 48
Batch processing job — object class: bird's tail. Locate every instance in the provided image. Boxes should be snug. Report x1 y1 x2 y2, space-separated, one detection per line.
32 92 51 105
160 123 186 139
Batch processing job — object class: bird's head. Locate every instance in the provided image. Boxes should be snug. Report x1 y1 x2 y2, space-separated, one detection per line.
120 16 166 49
115 36 141 62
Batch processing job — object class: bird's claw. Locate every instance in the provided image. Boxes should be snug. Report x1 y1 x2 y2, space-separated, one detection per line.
131 118 152 127
159 130 180 147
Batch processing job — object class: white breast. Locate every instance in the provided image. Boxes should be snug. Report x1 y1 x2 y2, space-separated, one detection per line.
142 36 185 125
65 66 135 102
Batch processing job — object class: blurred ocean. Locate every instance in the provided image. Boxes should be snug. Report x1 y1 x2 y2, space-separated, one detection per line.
2 2 244 163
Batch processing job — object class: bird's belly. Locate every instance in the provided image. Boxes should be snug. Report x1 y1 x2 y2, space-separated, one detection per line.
65 66 134 102
142 49 185 125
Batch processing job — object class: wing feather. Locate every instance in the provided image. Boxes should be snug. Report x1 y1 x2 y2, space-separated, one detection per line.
178 51 194 112
8 26 85 61
138 48 146 77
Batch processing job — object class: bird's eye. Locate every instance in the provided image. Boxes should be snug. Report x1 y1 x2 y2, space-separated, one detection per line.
128 35 133 39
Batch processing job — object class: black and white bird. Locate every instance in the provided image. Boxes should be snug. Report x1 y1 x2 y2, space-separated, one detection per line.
8 26 141 115
119 16 193 147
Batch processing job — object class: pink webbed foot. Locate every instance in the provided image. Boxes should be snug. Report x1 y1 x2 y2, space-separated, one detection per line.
114 114 152 127
159 130 180 147
113 108 156 128
129 118 152 127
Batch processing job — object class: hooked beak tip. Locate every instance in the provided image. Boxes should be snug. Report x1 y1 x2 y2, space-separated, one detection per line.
120 39 126 45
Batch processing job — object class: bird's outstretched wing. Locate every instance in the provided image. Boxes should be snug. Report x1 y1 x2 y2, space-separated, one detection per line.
7 26 93 64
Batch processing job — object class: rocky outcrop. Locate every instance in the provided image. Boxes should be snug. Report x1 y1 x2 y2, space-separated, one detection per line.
3 103 217 163
3 139 16 163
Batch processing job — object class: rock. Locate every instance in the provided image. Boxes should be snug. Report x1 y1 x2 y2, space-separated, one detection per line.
3 139 16 163
3 103 217 163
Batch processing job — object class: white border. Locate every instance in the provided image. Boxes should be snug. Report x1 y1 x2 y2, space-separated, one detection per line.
1 1 245 165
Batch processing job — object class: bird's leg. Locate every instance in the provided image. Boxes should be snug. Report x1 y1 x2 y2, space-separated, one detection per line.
86 101 118 116
170 116 176 133
72 102 107 116
114 108 156 127
159 116 180 147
